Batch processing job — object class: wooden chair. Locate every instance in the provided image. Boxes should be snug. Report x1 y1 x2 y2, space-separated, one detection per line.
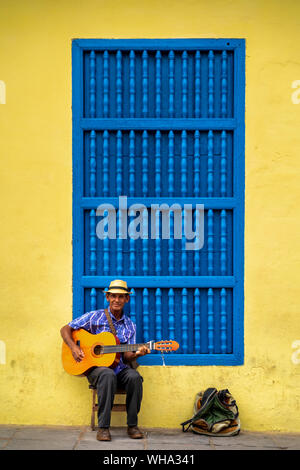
89 384 126 431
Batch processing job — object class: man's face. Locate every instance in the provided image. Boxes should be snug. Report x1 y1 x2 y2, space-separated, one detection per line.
106 293 129 313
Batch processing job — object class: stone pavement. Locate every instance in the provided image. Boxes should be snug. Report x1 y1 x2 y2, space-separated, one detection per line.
0 425 299 451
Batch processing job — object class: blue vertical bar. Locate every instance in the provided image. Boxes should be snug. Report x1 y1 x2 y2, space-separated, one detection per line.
103 291 108 309
169 212 174 275
195 51 201 118
207 130 214 197
72 40 84 318
182 51 188 117
208 50 214 118
194 130 200 197
194 207 201 276
194 242 200 276
89 51 96 118
208 209 214 275
142 130 148 197
168 131 174 196
129 238 135 276
233 39 245 364
221 51 228 118
181 210 187 276
207 288 214 354
220 209 227 275
103 130 109 197
129 208 135 275
116 50 122 117
130 288 136 325
181 130 187 197
155 51 161 118
220 288 227 354
129 130 135 197
116 214 122 276
194 288 201 354
142 50 148 117
103 51 109 117
182 288 188 353
168 288 175 340
143 288 149 342
90 287 97 311
155 130 161 197
129 50 135 118
89 130 96 197
156 288 162 340
103 234 109 276
155 209 161 275
142 208 148 275
89 209 96 276
116 130 122 195
220 130 227 197
168 51 175 117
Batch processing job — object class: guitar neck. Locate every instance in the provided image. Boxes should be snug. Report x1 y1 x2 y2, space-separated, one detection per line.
102 341 154 354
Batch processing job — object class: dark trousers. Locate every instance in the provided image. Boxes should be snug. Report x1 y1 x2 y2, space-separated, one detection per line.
87 366 143 428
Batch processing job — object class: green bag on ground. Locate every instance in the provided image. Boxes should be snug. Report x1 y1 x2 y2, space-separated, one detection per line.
181 388 240 436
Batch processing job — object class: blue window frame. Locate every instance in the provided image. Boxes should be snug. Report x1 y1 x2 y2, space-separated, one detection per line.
72 38 245 365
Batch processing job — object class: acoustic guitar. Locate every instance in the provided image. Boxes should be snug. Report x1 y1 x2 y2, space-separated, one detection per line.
62 329 179 376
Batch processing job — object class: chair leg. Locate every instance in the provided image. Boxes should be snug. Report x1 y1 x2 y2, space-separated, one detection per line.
90 387 126 430
91 389 96 431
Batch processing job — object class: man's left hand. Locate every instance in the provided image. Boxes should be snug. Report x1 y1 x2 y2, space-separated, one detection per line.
136 345 150 357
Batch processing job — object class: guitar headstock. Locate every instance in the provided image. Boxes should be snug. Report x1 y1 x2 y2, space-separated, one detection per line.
154 340 179 352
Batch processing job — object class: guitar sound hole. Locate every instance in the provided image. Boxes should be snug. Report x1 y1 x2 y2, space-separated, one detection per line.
93 345 103 355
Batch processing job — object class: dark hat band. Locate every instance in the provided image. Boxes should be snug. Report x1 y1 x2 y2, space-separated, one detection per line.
106 286 130 292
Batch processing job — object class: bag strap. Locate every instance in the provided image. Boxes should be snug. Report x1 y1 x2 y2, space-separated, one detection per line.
104 308 117 336
180 419 193 433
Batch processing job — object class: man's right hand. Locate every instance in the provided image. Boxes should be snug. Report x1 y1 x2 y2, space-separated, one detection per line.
71 345 85 362
61 325 85 362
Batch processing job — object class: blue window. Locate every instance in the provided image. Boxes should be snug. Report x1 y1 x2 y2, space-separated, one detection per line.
72 39 245 365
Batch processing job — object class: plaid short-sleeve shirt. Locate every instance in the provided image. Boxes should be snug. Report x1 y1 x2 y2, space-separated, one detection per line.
68 307 136 374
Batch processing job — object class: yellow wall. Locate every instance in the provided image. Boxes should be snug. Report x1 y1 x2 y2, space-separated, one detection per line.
0 0 300 432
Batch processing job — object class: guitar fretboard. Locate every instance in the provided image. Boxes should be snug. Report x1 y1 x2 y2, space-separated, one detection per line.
102 343 152 354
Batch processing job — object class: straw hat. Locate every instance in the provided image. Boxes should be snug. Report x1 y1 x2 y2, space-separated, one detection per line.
103 279 133 295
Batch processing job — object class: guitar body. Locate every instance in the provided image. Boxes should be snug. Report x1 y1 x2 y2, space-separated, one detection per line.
62 330 121 376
